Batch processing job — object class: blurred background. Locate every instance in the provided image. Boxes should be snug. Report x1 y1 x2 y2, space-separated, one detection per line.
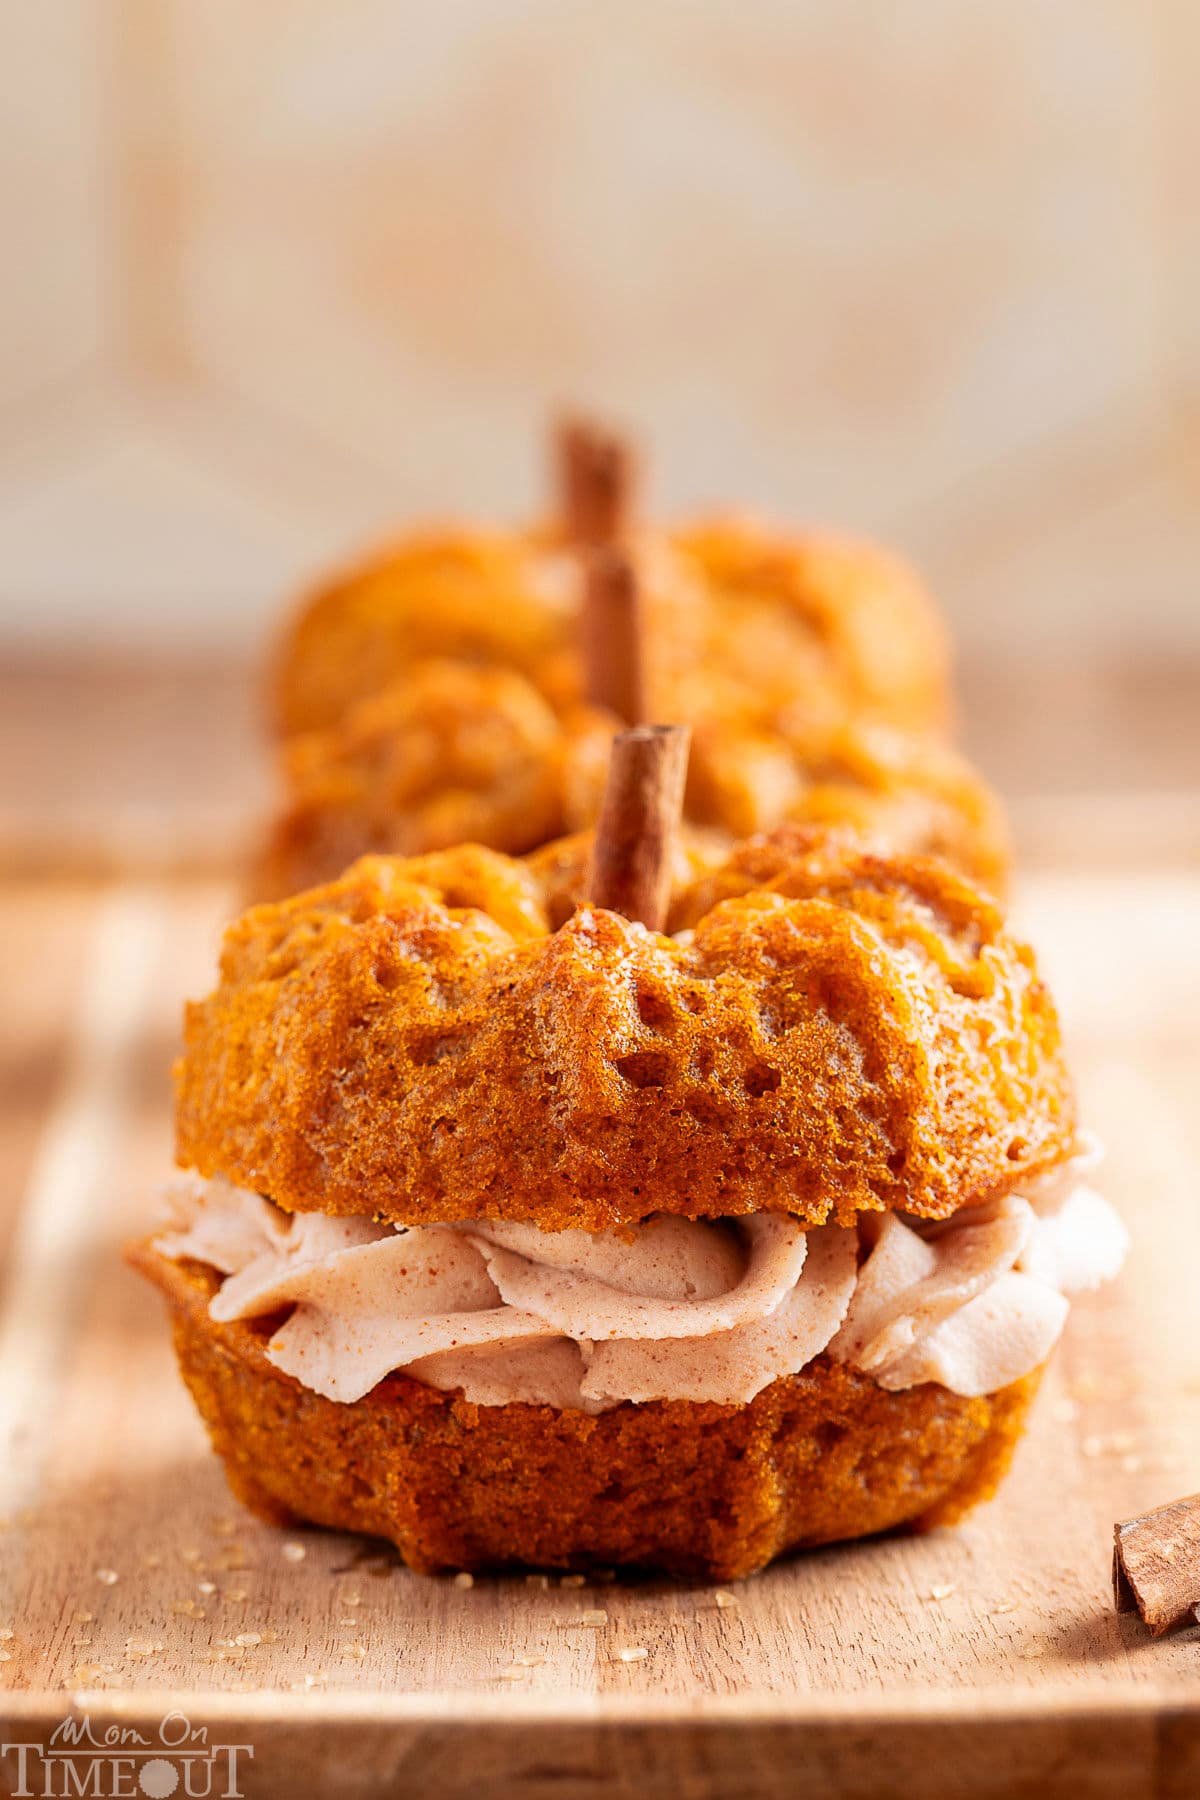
1 1 1197 869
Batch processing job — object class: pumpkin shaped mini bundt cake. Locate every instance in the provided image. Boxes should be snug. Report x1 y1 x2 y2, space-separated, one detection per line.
271 418 952 744
257 503 1001 902
132 730 1123 1579
252 648 1007 903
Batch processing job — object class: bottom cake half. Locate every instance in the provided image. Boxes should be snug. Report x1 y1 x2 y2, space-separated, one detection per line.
134 1247 1040 1581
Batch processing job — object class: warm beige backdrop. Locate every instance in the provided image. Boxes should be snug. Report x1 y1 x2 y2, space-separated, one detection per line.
0 1 1196 658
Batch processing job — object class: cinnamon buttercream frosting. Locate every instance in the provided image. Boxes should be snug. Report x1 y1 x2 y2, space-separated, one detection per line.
156 1137 1125 1411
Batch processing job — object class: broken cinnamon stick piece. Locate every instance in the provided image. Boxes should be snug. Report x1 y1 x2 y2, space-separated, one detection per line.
1113 1492 1200 1635
587 724 690 933
581 546 648 725
554 414 636 545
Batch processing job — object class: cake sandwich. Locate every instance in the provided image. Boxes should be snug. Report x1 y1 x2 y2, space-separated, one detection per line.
254 631 1007 902
257 437 1003 900
270 417 951 747
132 726 1124 1579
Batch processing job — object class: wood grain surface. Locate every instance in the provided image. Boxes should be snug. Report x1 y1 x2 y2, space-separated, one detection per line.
1 857 1199 1797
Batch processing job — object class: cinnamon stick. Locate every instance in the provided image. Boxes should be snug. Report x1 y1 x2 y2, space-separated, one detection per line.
581 546 648 725
1113 1492 1200 1635
554 414 636 546
587 724 690 933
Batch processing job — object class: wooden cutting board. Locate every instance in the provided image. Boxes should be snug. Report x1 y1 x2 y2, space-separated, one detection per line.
1 869 1199 1800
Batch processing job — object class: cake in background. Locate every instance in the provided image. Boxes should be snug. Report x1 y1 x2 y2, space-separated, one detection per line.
271 418 951 743
253 419 1003 900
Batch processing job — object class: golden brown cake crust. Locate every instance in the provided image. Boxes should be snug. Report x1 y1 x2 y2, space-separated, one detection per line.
271 516 952 746
134 1249 1040 1581
272 525 575 740
254 661 619 903
675 516 952 739
255 660 1007 905
176 834 1075 1231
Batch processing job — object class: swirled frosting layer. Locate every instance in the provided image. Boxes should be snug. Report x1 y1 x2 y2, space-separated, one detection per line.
156 1138 1124 1410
